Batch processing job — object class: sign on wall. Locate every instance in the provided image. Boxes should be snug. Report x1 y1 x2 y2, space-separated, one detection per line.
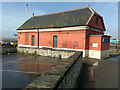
92 43 98 47
102 38 110 42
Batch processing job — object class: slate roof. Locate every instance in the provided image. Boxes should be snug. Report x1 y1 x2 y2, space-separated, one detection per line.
17 7 97 30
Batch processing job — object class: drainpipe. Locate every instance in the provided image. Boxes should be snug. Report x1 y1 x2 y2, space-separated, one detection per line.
37 29 39 48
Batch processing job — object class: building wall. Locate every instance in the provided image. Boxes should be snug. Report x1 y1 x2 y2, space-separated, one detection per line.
18 30 87 50
88 13 105 31
39 30 86 49
89 36 101 51
85 29 104 50
101 36 110 50
88 36 110 59
17 28 110 59
89 50 101 59
18 32 38 46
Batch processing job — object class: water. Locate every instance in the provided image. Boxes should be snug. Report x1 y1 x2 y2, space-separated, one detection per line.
2 53 61 88
76 63 95 88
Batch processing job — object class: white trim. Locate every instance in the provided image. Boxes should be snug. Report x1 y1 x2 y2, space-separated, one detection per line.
88 49 109 59
18 44 38 48
17 26 104 33
17 26 90 32
17 29 38 32
52 47 84 51
18 44 84 51
86 7 95 25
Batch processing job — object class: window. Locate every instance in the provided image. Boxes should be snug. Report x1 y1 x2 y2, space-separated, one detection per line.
25 32 29 45
32 35 35 46
53 35 57 47
96 17 99 25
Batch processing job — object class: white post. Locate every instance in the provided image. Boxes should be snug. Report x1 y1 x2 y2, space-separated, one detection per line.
26 4 28 19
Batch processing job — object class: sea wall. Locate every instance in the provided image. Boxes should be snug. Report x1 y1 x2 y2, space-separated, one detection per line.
2 46 17 54
109 49 120 54
26 51 83 88
17 47 75 59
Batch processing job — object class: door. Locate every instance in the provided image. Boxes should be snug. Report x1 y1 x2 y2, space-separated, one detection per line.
53 35 57 47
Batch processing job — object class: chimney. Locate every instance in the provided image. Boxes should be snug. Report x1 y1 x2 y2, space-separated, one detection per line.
32 13 34 17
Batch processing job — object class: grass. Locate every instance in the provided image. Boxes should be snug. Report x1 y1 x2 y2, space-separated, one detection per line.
58 54 62 60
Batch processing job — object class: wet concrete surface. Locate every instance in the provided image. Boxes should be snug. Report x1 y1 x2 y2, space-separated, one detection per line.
110 45 120 49
76 54 119 88
2 53 62 88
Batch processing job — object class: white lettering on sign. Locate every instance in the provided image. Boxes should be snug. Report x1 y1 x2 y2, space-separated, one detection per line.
92 43 98 47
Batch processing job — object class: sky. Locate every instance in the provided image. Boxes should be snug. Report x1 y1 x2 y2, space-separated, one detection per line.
1 2 118 39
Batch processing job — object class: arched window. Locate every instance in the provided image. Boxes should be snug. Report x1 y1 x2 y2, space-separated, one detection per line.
53 35 57 47
31 35 35 46
25 32 29 45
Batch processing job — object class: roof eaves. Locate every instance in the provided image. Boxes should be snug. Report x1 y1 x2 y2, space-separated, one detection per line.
86 6 95 25
90 35 111 37
17 25 88 30
17 17 34 30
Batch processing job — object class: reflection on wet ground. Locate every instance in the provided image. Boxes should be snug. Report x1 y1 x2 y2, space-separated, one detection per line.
76 54 119 88
109 54 120 62
2 53 119 88
2 53 63 88
76 63 96 88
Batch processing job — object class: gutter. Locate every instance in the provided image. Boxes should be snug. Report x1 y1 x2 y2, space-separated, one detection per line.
37 29 39 48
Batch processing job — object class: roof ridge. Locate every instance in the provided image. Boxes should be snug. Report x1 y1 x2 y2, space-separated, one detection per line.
86 6 103 25
88 6 102 17
35 7 88 17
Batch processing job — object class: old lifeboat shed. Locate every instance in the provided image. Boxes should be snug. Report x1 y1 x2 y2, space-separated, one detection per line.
17 6 111 59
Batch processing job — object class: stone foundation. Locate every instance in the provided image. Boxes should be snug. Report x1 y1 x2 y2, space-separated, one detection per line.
17 47 76 59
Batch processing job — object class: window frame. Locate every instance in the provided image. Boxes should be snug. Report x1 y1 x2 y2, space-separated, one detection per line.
53 35 57 47
31 35 35 46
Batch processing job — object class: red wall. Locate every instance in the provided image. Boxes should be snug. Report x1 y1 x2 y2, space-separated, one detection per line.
18 32 38 46
18 32 25 45
101 36 110 50
89 36 110 51
18 29 110 51
89 36 101 51
18 30 87 50
38 30 86 49
85 29 104 49
88 13 105 31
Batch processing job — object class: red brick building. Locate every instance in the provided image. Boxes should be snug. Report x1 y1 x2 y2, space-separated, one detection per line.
17 6 110 59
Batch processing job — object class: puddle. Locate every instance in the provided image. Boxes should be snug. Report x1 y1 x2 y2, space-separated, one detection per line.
76 54 118 88
2 71 40 88
109 54 120 62
2 54 60 88
76 63 96 88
